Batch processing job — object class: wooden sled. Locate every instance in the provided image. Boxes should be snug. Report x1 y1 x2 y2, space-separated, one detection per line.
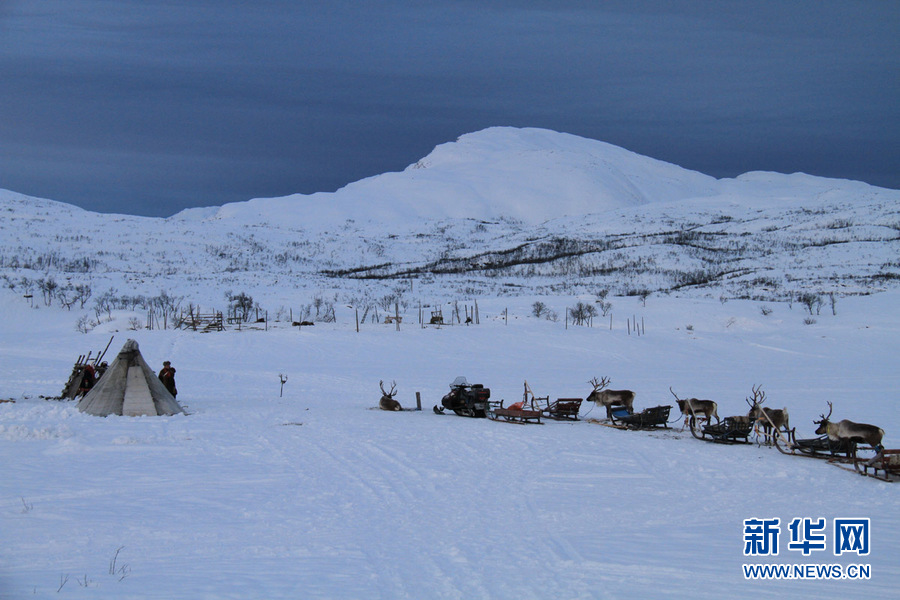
488 400 542 424
609 405 673 430
775 432 856 459
692 416 754 444
827 449 900 482
533 397 582 421
847 449 900 482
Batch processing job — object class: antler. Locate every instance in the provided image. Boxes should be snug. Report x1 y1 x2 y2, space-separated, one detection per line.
379 380 397 397
669 387 682 401
746 384 765 408
589 376 611 391
821 401 833 422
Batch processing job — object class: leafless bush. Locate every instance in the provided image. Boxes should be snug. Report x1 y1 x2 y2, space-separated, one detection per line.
569 301 597 326
797 292 823 315
75 315 94 334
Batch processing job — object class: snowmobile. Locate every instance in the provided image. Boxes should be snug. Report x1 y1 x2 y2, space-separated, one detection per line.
433 376 491 418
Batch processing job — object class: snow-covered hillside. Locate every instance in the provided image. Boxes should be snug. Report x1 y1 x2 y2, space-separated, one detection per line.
198 127 722 226
1 127 898 321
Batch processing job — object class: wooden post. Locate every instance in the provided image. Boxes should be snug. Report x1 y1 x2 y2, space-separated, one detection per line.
416 391 422 411
395 302 400 331
356 308 359 333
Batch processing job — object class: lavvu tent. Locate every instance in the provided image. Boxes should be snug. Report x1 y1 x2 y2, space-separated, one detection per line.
77 339 184 417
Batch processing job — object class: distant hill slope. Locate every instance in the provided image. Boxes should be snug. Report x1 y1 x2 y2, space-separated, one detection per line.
179 127 722 227
1 127 898 310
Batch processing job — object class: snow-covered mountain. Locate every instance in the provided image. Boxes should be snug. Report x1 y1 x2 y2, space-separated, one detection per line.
189 127 721 227
1 127 898 312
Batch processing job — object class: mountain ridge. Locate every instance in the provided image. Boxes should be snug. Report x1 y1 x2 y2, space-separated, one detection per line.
1 127 898 311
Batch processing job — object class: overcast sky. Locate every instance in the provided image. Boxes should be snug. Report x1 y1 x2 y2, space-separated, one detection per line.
1 1 897 217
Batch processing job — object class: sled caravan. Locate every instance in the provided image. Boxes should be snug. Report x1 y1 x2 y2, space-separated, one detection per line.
77 339 183 417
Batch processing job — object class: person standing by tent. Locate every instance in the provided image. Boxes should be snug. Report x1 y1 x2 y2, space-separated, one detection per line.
158 361 177 398
78 363 96 396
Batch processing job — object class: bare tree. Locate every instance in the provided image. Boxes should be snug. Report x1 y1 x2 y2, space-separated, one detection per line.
797 292 823 315
569 302 597 326
226 291 254 323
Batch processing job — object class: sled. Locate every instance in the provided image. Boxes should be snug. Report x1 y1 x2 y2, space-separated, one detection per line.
774 432 856 459
533 397 582 421
691 416 754 444
845 449 900 482
488 400 542 424
610 404 673 430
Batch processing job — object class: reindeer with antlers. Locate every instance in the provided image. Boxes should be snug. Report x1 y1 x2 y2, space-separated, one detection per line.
669 387 719 431
587 376 635 420
745 384 789 446
378 380 402 411
815 401 884 455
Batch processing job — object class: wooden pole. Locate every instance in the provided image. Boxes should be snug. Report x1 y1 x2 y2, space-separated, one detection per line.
416 391 422 411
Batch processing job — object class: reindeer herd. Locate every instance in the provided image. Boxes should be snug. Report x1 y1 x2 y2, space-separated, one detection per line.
377 375 887 460
587 377 885 456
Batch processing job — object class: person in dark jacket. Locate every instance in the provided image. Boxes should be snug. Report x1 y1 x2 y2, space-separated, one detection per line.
158 361 177 398
78 364 96 396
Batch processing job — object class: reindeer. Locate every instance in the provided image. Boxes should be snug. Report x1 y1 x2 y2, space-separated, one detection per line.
669 387 719 430
587 376 635 420
378 380 402 411
815 402 884 455
745 384 789 446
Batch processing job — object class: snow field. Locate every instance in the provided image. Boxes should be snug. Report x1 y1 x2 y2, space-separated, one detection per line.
1 292 898 599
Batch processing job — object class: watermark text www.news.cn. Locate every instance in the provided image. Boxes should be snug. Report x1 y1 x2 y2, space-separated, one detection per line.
742 517 871 580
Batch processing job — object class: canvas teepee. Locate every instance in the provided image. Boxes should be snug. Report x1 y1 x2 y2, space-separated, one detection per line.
77 339 184 417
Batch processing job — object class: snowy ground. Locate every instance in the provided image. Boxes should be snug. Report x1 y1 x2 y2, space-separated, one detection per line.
1 291 898 599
